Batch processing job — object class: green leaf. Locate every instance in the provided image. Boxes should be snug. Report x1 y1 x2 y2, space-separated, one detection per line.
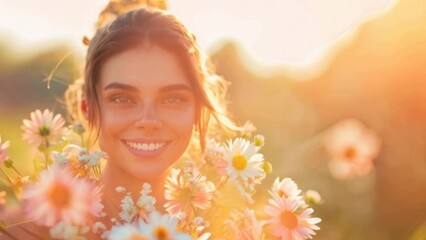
4 159 13 168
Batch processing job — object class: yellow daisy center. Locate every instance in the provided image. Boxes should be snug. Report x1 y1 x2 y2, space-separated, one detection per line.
232 154 248 171
180 187 192 201
277 190 289 198
154 226 169 240
344 146 357 160
48 183 71 208
39 126 50 137
280 210 298 230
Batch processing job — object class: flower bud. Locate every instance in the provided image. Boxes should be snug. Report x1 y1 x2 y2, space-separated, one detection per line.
262 161 273 174
253 135 265 147
73 124 86 135
4 159 13 168
304 190 322 205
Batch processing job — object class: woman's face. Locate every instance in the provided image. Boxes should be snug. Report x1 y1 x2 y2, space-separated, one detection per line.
97 45 196 180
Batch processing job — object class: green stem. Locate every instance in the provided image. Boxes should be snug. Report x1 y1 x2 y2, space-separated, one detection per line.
195 163 208 181
43 139 50 170
93 166 101 180
0 167 14 185
216 176 228 190
191 204 198 219
44 151 49 170
80 134 85 148
96 167 99 179
92 166 98 179
11 166 23 178
91 166 96 178
0 219 45 239
0 176 8 185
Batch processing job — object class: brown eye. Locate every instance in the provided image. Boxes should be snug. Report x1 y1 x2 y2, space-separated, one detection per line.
111 96 133 104
162 96 184 104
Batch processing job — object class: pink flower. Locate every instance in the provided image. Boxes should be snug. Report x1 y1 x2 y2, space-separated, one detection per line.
203 139 228 176
241 121 257 138
224 208 264 240
22 109 65 147
164 168 215 215
265 194 321 240
325 118 381 179
23 165 102 226
0 136 10 164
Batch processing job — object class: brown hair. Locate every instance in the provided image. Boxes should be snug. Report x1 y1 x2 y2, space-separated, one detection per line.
80 7 238 150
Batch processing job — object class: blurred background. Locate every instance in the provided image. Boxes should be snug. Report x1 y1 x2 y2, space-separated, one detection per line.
0 0 425 239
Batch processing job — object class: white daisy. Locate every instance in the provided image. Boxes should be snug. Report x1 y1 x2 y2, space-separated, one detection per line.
224 138 264 181
119 194 138 223
108 223 149 240
270 178 303 202
139 211 193 240
137 183 157 219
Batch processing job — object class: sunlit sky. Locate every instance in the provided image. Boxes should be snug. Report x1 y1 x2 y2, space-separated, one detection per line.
0 0 396 65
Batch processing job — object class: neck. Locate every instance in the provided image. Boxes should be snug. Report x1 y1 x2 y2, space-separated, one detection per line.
100 162 167 219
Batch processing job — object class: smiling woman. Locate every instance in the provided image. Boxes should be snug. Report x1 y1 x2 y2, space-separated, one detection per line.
96 45 197 209
0 6 241 240
77 6 239 232
0 3 325 238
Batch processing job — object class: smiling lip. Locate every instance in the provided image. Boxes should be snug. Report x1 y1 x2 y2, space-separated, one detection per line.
123 139 169 159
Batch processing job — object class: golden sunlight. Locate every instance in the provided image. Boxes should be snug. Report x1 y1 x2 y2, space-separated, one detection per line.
0 0 396 65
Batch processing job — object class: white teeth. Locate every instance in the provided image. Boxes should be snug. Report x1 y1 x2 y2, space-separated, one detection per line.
126 141 166 151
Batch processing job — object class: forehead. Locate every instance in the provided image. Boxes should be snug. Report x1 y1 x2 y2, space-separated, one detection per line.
98 45 191 91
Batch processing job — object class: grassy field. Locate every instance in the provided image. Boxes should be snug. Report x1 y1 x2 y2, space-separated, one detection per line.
0 109 43 176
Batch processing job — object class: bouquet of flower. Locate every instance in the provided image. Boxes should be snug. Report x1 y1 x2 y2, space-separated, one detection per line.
0 109 322 239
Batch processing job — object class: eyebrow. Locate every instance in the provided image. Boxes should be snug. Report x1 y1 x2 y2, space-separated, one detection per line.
159 84 193 93
103 83 138 92
103 82 193 93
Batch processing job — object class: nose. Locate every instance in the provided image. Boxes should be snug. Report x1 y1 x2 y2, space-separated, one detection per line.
134 100 162 130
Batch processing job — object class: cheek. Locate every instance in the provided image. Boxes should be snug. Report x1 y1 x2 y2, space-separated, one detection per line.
97 109 131 144
168 107 196 137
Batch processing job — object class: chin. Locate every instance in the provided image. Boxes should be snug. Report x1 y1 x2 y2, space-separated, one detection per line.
127 164 169 181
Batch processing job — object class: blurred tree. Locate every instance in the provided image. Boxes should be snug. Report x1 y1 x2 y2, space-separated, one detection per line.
0 45 78 113
211 0 426 239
